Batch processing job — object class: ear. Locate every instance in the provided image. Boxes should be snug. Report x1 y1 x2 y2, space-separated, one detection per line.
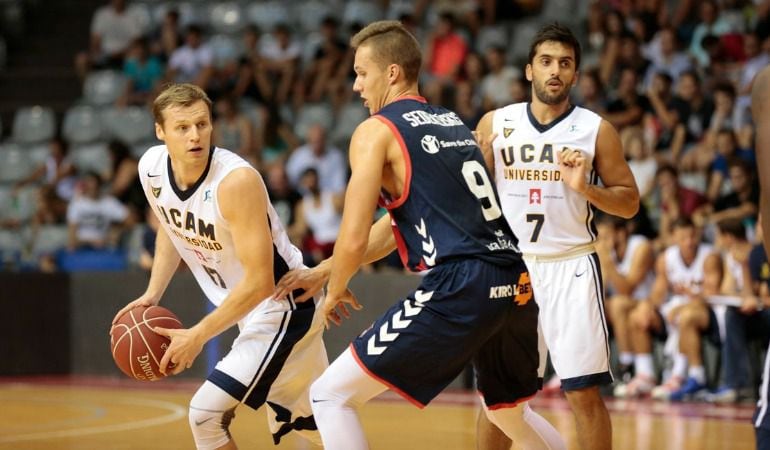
525 64 533 82
572 70 580 87
388 63 400 84
155 122 165 141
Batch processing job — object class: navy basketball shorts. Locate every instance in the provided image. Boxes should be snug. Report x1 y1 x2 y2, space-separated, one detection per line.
350 258 540 408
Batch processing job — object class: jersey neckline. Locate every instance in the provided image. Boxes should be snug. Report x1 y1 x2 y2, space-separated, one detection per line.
167 146 215 202
526 103 576 133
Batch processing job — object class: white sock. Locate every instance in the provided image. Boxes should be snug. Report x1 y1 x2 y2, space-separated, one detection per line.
309 348 387 450
688 365 706 384
634 353 655 378
484 402 566 450
671 353 688 379
619 352 634 365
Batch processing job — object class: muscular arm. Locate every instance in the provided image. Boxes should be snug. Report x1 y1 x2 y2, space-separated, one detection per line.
701 253 724 297
568 120 640 218
648 253 669 308
191 168 276 342
475 110 496 174
752 66 770 258
326 119 391 299
605 240 654 296
143 226 182 300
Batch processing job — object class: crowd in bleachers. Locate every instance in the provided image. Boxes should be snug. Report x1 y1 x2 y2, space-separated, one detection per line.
1 0 770 403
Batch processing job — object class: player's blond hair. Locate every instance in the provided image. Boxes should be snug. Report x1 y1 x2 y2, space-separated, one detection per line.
350 20 422 83
152 83 213 127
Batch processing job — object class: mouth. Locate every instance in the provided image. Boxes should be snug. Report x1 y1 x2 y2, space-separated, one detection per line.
189 146 203 153
547 80 562 88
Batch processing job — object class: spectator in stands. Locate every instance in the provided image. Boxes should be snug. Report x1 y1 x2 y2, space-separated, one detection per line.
105 140 144 225
479 46 521 110
573 68 606 115
167 24 213 89
151 8 182 62
735 32 770 127
13 136 77 226
212 95 254 162
643 27 693 89
264 164 301 230
672 71 714 148
653 164 708 247
289 168 343 267
594 214 655 390
623 127 657 200
695 159 759 231
232 25 271 105
454 80 483 129
422 12 468 104
285 124 347 194
706 218 770 403
74 0 145 79
138 205 159 271
66 171 129 251
705 128 755 202
120 37 164 106
605 67 650 130
294 17 347 108
256 104 300 168
646 71 685 157
259 23 301 105
689 0 734 67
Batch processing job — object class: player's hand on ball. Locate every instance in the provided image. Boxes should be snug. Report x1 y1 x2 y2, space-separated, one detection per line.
154 326 204 375
321 289 362 329
274 266 329 303
112 294 160 325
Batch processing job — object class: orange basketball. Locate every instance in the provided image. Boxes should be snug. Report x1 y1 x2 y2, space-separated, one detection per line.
110 305 183 381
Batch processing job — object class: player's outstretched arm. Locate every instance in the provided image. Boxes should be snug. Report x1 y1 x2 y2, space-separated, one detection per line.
323 118 392 325
561 120 639 218
112 226 180 324
752 66 770 258
156 167 275 374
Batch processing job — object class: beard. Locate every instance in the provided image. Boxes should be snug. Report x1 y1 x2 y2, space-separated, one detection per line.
533 78 571 105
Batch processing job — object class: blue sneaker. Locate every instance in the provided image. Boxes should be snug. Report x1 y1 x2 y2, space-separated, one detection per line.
669 377 707 402
702 386 738 403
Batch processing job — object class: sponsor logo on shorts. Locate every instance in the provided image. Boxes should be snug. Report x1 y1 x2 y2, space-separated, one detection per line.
489 272 532 306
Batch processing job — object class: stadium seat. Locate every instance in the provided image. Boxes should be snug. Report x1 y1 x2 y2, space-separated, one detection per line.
131 140 159 159
83 70 128 106
208 33 242 69
0 184 36 224
151 2 202 29
208 2 245 35
69 143 111 175
62 105 104 145
31 224 68 257
293 0 336 32
11 105 56 145
342 1 384 26
294 102 334 140
245 2 290 31
507 20 542 64
0 143 33 182
331 101 368 147
24 143 50 167
101 106 155 145
475 25 509 54
126 3 153 35
385 0 415 19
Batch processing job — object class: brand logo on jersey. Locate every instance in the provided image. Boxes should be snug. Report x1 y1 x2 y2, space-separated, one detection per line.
421 135 440 154
152 186 162 198
529 188 541 204
569 125 578 132
488 273 531 305
204 190 212 202
503 128 514 138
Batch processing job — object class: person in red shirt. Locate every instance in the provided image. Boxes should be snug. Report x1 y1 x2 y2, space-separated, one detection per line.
422 12 468 104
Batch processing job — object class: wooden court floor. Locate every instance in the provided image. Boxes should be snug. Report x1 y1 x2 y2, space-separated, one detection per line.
0 377 756 449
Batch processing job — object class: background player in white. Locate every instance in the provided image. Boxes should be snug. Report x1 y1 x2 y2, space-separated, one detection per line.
475 23 639 450
112 83 326 450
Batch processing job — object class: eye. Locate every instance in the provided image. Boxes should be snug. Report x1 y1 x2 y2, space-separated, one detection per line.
178 125 188 131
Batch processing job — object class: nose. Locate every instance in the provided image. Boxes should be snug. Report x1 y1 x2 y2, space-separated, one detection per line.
189 126 200 142
353 78 362 93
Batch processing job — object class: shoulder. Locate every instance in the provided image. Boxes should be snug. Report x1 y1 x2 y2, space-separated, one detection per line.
138 145 167 171
218 167 265 212
351 116 393 146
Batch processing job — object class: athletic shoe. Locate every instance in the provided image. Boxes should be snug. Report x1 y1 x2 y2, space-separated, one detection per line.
651 376 684 400
617 363 635 384
669 377 708 402
703 386 738 404
614 374 656 398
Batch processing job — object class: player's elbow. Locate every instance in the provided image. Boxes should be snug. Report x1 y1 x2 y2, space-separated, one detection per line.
617 190 640 219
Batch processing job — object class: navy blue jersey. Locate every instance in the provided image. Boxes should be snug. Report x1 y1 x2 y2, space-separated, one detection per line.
374 96 521 271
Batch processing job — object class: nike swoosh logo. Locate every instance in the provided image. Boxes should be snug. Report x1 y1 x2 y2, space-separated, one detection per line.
194 417 214 426
575 270 586 277
311 398 329 403
147 173 161 178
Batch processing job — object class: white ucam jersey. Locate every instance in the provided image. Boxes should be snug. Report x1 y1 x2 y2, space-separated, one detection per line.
615 234 654 300
138 145 304 308
492 103 602 255
664 243 714 295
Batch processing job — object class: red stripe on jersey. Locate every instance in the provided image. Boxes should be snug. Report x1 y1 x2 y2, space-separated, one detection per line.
373 115 412 210
387 210 412 271
350 343 427 409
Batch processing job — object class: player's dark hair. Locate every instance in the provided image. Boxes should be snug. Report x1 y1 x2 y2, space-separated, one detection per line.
716 218 747 240
528 23 581 69
673 217 695 230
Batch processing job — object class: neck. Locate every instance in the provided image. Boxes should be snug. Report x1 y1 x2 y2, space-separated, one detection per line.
529 98 571 125
384 83 420 107
169 155 208 190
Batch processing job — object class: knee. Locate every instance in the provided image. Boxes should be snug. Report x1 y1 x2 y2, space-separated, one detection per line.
565 387 606 413
188 405 234 450
677 305 706 329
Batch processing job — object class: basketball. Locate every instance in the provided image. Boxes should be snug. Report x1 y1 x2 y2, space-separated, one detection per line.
110 305 183 381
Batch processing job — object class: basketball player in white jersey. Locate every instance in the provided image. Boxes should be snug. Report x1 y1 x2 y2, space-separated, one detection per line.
594 214 654 394
624 218 720 400
112 83 327 450
475 23 640 450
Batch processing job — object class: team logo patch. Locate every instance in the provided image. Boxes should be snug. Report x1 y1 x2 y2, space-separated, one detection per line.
204 190 213 202
151 186 162 198
529 188 541 205
503 128 514 138
420 134 440 154
514 272 532 306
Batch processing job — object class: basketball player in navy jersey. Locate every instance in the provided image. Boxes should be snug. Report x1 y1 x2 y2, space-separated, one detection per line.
112 83 327 449
475 24 639 450
274 20 564 450
751 65 770 449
